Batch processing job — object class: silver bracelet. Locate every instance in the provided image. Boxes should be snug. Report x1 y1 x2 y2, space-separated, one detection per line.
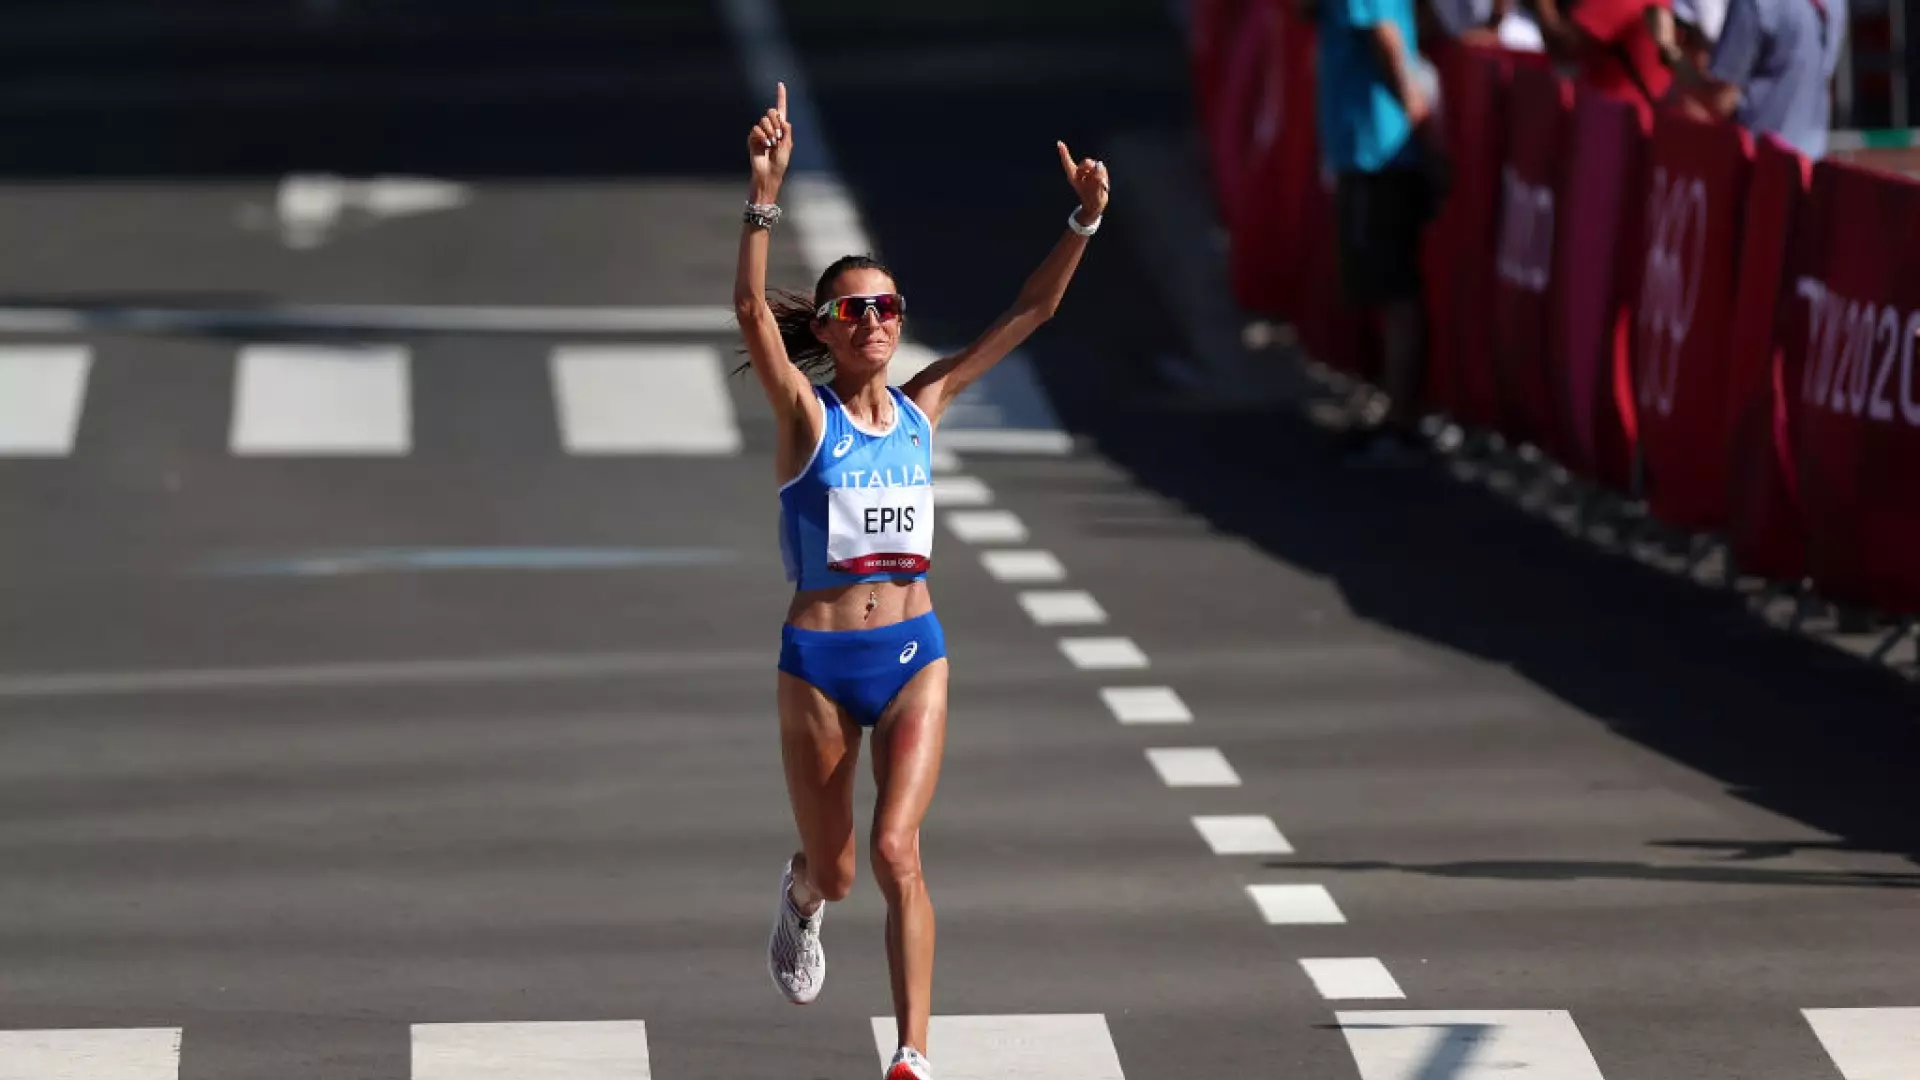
744 201 783 229
1067 208 1101 236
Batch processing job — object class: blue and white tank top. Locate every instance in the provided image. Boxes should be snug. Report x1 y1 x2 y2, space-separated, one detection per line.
779 384 937 591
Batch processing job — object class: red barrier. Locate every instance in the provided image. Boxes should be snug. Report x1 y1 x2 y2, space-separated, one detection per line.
1489 64 1575 454
1206 0 1268 218
1227 0 1317 317
1188 0 1248 146
1723 136 1812 582
1431 48 1514 430
1547 89 1647 491
1793 161 1920 613
1628 111 1753 531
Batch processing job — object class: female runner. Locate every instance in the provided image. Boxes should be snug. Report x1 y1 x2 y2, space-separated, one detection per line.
733 83 1109 1080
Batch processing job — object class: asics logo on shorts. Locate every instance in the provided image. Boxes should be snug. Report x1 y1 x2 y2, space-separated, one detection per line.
898 641 919 664
832 433 855 458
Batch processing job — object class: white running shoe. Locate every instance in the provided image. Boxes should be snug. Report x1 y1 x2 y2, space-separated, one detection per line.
885 1045 932 1080
767 858 825 1004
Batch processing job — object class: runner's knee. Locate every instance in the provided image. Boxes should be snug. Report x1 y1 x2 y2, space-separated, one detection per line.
871 828 922 891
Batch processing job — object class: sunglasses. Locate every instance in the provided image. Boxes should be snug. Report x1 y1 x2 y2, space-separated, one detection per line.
815 292 906 323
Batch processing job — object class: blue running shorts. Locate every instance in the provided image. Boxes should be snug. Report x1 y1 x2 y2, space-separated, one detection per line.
778 611 947 728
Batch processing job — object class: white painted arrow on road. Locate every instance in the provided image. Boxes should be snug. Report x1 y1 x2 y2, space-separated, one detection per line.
273 174 472 249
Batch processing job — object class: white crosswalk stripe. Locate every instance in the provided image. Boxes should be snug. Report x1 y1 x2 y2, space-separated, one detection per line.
0 1008 1911 1076
0 1027 181 1080
869 1014 1127 1080
1804 1007 1920 1079
231 343 411 456
552 344 741 455
0 337 1067 461
0 345 92 456
411 1020 652 1080
1334 1010 1606 1079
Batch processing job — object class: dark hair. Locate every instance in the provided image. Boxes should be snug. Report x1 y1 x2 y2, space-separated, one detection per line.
738 254 899 381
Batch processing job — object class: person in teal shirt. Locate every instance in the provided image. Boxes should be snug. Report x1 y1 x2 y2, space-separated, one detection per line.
1313 0 1446 465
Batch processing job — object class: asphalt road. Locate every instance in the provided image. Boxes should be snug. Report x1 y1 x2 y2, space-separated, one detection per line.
0 3 1916 1079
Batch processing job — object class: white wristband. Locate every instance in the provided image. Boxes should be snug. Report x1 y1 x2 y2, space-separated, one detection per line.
1067 208 1101 236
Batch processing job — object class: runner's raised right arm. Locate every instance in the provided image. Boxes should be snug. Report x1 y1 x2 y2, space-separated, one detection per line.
734 82 818 430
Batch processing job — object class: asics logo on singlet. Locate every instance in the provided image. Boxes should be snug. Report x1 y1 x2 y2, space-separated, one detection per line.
898 641 919 664
831 433 855 458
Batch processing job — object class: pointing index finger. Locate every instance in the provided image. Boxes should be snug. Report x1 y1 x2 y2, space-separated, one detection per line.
776 82 788 119
1057 141 1076 179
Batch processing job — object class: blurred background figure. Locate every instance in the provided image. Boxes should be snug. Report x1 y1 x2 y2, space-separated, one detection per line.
1317 0 1451 464
1530 0 1678 117
1424 0 1547 51
1662 0 1848 158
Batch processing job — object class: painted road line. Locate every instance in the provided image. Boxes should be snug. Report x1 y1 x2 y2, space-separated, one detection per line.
1017 589 1109 626
1300 958 1405 1001
551 344 741 455
1334 1010 1605 1080
0 1028 182 1079
0 304 739 336
1192 814 1293 855
0 649 769 700
931 447 963 472
231 344 409 455
938 428 1074 454
933 475 994 506
1100 686 1192 724
946 509 1029 544
1145 747 1239 787
1059 637 1149 670
0 345 92 456
1247 884 1346 925
980 550 1066 584
869 1015 1125 1080
1803 1007 1920 1079
413 1021 651 1080
197 546 737 577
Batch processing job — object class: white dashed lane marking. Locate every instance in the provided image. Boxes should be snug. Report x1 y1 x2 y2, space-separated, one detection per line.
1058 637 1148 670
946 509 1029 544
1145 747 1240 787
980 550 1067 583
1300 958 1405 1001
1192 814 1293 855
1017 590 1109 626
1247 884 1346 925
933 475 994 506
1099 686 1191 724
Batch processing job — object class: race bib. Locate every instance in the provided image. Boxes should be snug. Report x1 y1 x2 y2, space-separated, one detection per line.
826 484 934 575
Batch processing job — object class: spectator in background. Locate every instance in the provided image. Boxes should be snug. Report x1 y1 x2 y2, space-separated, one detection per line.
1646 0 1729 67
1317 0 1449 463
1424 0 1546 51
1661 0 1844 159
1532 0 1676 117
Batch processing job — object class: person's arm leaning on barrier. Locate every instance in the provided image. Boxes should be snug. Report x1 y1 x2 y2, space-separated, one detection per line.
1664 0 1754 118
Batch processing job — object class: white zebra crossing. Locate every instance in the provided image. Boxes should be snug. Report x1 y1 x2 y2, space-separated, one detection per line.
231 344 412 455
0 1027 182 1080
550 344 741 455
1804 1007 1920 1079
1334 1009 1607 1080
0 345 91 456
0 1008 1912 1077
0 341 1064 460
411 1020 652 1080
